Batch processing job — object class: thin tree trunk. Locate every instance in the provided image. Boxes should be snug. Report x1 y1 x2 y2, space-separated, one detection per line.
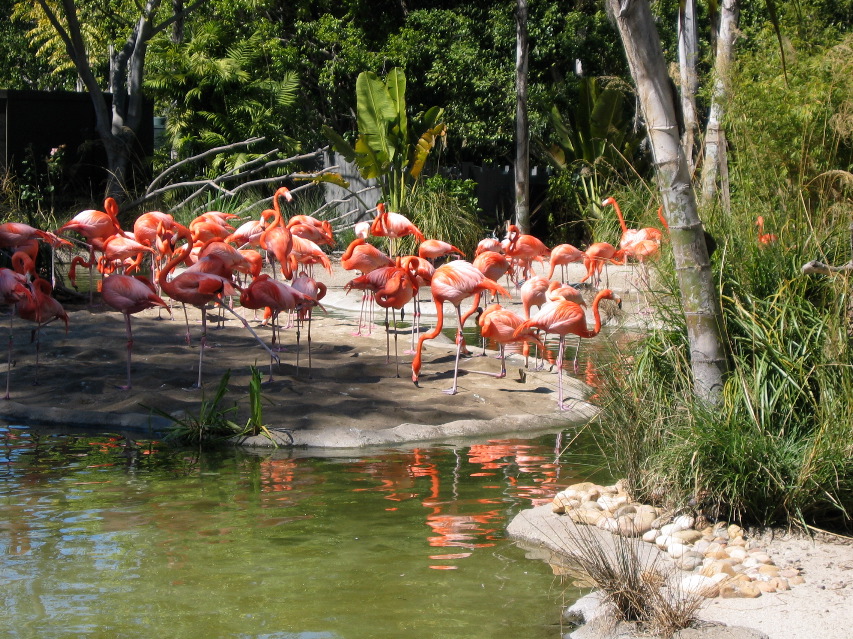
678 0 699 175
607 0 729 405
514 0 531 234
701 0 739 207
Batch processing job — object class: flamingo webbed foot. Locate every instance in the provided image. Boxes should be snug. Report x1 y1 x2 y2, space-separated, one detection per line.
442 387 458 395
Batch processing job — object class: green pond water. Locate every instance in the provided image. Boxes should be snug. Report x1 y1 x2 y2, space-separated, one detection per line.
0 426 610 639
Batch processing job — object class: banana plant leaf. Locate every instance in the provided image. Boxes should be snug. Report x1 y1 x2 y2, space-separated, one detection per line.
356 71 398 163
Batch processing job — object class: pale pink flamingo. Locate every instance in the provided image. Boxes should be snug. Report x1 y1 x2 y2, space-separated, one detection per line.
412 260 509 395
514 289 621 410
418 239 464 262
580 242 625 288
340 238 394 335
15 277 69 386
504 224 549 281
101 274 171 389
547 243 585 280
399 255 434 353
475 237 502 256
291 271 328 378
259 188 295 280
370 203 425 255
601 197 663 250
0 267 33 399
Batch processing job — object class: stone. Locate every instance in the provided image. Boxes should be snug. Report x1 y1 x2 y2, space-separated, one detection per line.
673 514 695 529
755 580 776 593
672 529 704 544
729 536 747 547
596 516 618 532
668 542 690 559
616 515 640 537
680 574 720 598
788 575 805 585
780 568 800 578
772 577 790 591
693 540 711 555
728 524 743 538
758 564 780 578
661 522 683 536
613 504 637 518
579 500 602 511
656 534 672 550
675 552 705 571
632 511 657 535
642 528 659 543
701 561 737 578
720 582 762 598
570 508 604 526
727 546 748 561
750 552 773 564
565 482 596 494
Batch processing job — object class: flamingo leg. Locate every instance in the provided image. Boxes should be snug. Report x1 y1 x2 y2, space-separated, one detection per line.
384 307 391 364
195 305 207 388
392 307 400 378
443 304 465 395
4 313 13 400
120 312 133 390
215 302 282 365
556 335 568 411
295 316 301 377
306 310 313 379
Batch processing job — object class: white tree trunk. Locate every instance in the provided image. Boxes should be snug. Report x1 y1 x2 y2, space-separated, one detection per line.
701 0 739 207
607 0 729 405
514 0 531 234
678 0 699 175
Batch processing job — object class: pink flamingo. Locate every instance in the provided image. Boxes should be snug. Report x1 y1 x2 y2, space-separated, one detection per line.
0 267 33 399
101 274 171 389
476 304 545 378
340 238 394 335
547 243 585 280
514 289 621 410
601 197 663 250
412 260 509 395
370 203 425 255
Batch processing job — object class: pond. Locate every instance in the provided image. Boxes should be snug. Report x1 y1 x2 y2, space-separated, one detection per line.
0 426 611 639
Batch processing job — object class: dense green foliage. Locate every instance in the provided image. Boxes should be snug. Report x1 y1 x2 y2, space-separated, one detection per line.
593 28 853 530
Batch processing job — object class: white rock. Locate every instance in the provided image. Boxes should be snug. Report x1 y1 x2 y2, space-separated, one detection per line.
642 529 659 543
668 542 689 559
656 534 672 550
673 514 695 529
681 574 719 597
660 522 684 536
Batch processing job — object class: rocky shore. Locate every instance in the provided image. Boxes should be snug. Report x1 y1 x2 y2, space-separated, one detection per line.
507 481 853 639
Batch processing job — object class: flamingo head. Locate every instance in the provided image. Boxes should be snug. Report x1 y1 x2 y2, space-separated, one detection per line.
275 186 293 203
601 197 615 207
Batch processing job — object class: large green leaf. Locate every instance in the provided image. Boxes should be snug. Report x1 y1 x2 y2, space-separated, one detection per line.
356 71 398 162
322 124 357 163
410 123 446 179
386 67 408 145
354 136 387 180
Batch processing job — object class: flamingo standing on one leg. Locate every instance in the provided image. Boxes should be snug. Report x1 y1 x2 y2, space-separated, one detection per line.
399 255 434 354
412 260 509 395
514 289 621 410
101 274 171 390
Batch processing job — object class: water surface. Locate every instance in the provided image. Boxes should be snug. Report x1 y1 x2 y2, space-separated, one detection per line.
0 427 609 638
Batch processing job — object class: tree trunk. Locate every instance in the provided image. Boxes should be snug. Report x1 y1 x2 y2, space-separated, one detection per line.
678 0 699 175
37 0 201 202
607 0 729 405
514 0 531 234
701 0 739 207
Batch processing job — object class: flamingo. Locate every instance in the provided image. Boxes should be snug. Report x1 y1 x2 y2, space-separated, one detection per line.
291 271 328 378
101 274 171 390
15 277 69 386
547 243 585 280
158 243 278 388
475 237 502 256
514 289 621 410
340 238 394 335
370 203 425 255
287 214 334 247
472 251 511 304
756 216 778 244
58 197 129 301
411 260 509 395
601 197 663 250
580 242 625 288
475 304 546 378
288 235 333 277
0 267 33 399
504 224 550 281
259 188 295 280
399 255 434 354
418 239 465 262
347 265 416 376
520 276 551 369
354 220 371 240
239 274 311 381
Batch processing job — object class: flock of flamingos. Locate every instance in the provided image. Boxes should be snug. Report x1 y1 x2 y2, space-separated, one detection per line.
0 186 689 411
